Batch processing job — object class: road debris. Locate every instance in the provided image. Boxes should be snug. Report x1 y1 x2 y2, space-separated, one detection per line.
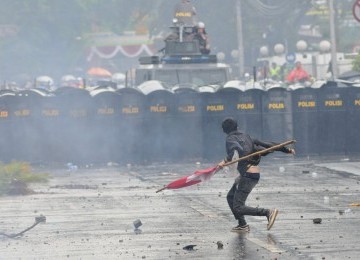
313 218 322 224
183 245 197 251
133 219 142 229
133 219 142 234
349 203 360 207
0 215 46 238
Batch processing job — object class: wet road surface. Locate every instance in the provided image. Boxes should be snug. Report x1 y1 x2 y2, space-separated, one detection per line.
1 156 359 259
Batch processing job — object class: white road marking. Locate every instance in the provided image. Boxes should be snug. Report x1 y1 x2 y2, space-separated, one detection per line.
246 237 285 253
316 162 360 176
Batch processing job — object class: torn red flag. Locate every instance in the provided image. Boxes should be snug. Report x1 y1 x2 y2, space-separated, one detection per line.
156 166 220 193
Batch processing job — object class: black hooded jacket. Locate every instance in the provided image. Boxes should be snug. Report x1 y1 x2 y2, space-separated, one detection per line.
224 130 291 175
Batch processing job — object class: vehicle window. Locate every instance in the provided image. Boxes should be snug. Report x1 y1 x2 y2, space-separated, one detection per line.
135 70 152 86
191 69 227 86
145 68 228 87
155 70 179 85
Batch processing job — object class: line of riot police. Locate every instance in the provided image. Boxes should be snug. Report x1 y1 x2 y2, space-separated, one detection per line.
0 83 359 165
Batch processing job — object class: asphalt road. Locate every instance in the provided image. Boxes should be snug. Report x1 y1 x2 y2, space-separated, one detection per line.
0 155 359 260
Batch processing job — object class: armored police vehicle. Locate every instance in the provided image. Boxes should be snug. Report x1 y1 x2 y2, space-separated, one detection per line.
132 18 232 91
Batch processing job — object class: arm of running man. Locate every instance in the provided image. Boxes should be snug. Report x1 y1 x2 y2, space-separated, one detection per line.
253 139 295 155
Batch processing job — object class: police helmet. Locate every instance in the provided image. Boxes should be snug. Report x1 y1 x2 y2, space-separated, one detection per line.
198 22 205 29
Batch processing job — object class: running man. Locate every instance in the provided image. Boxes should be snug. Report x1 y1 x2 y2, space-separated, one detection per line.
218 117 295 232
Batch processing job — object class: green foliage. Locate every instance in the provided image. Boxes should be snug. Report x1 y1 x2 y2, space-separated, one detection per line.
353 53 360 72
0 162 48 195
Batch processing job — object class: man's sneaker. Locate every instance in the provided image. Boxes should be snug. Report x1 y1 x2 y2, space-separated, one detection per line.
267 209 279 230
231 224 250 233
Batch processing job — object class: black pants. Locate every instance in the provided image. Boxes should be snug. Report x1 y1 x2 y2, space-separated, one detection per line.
227 174 268 226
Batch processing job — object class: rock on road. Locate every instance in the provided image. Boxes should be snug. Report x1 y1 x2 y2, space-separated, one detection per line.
0 156 359 259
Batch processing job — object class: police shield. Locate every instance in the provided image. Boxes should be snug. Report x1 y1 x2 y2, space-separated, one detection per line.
0 92 16 162
262 87 293 142
217 86 262 137
54 87 92 164
241 89 264 139
317 86 347 155
215 87 243 125
116 88 145 164
216 87 263 150
345 86 360 154
38 92 64 162
291 88 318 155
143 89 176 162
201 90 228 161
174 0 197 26
174 88 202 161
90 89 122 163
11 90 44 162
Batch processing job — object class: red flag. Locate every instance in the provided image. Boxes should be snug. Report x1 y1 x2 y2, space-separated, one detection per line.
156 140 296 193
156 166 220 193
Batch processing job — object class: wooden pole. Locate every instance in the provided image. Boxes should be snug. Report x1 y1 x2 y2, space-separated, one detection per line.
223 139 296 167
